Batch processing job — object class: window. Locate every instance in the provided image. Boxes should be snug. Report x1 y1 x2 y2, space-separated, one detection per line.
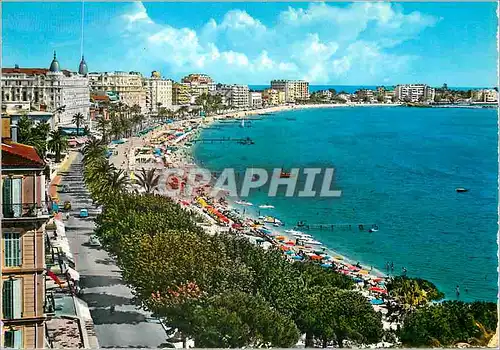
3 232 22 267
3 328 23 349
2 177 22 218
2 278 22 319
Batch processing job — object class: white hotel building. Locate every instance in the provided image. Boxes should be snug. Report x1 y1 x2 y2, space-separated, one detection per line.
394 84 435 103
1 53 90 127
143 71 173 113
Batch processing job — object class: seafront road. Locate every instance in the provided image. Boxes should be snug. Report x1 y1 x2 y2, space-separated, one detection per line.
57 152 168 348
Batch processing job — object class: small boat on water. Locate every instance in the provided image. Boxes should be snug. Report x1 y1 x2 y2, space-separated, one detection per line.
235 200 253 206
280 169 291 178
456 188 468 193
259 204 275 209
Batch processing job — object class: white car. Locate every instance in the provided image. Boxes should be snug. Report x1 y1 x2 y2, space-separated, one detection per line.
88 235 101 247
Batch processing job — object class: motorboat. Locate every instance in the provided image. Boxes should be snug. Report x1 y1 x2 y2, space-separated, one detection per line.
259 204 275 209
235 200 253 206
456 188 468 193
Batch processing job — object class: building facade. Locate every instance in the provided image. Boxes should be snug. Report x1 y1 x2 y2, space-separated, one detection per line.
143 72 173 113
181 74 213 85
172 83 191 106
1 53 90 127
471 89 498 103
216 84 250 109
1 120 50 349
394 84 435 103
249 91 263 109
270 80 309 103
88 71 147 112
262 89 285 106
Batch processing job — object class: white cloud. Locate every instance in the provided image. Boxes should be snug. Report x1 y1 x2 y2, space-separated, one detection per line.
118 2 438 83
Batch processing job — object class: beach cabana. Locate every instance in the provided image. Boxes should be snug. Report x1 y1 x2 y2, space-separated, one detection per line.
370 299 384 305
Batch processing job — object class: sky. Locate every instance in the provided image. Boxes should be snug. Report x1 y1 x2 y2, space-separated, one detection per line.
2 2 498 87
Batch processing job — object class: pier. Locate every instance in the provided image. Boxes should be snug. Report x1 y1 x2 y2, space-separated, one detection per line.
295 221 379 232
192 137 255 145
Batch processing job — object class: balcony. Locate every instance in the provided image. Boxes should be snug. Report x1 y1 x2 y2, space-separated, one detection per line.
2 201 50 221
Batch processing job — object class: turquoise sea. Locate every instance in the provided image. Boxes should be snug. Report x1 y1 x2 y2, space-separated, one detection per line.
193 106 498 302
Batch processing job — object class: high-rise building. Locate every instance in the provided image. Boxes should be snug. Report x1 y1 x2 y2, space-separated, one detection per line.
270 80 309 103
172 83 191 106
143 71 173 113
1 52 90 127
88 71 147 112
1 118 51 348
394 84 435 102
216 84 250 109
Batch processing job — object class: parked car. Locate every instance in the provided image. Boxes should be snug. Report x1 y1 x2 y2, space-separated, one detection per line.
88 235 101 247
79 209 89 218
59 184 70 193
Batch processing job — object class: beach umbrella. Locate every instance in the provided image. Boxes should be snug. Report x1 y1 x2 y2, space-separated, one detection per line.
276 235 286 241
348 265 361 271
310 255 322 261
292 255 303 260
285 250 295 255
373 278 384 283
353 278 364 283
359 270 369 275
320 263 332 268
370 299 384 305
369 287 387 294
335 256 344 260
339 269 350 275
285 241 295 246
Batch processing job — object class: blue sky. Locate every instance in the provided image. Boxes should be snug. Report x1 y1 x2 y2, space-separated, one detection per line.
2 2 498 87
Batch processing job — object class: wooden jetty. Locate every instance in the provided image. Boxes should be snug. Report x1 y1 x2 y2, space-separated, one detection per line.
192 137 254 145
295 221 379 231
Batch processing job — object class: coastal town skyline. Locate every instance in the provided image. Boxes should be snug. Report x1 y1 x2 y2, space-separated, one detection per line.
3 2 497 87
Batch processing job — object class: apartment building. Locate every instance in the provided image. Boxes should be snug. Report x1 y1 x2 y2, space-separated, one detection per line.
88 71 147 112
1 53 90 127
471 89 498 103
172 83 191 106
143 71 173 113
270 80 310 103
1 118 50 349
216 84 250 109
395 84 435 102
249 91 263 109
262 89 285 106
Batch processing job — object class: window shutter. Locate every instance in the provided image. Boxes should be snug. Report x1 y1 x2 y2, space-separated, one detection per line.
3 177 12 217
13 279 22 318
12 178 22 218
13 329 23 349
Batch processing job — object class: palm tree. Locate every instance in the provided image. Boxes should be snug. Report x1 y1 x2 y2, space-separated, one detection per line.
72 112 85 136
135 168 161 193
107 169 130 194
82 137 105 164
47 128 68 163
95 116 110 143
